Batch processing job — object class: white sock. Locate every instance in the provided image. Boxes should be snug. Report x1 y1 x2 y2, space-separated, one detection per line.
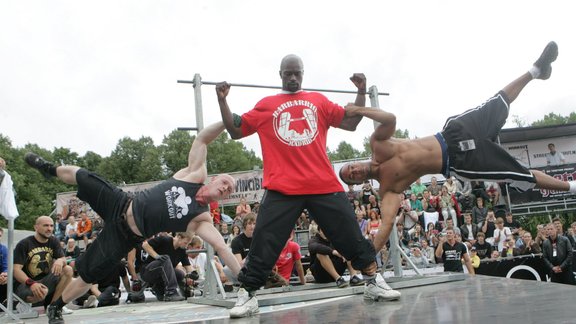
529 66 540 79
569 181 576 193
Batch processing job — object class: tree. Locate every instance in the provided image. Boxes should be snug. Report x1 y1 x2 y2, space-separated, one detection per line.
160 129 194 176
531 112 576 127
80 151 103 172
206 133 262 173
328 141 361 161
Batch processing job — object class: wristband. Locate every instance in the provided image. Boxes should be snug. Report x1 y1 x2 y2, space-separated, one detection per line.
25 278 36 286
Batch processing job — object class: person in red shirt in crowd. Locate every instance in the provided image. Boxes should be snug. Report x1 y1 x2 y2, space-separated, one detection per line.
216 54 400 318
209 200 221 225
273 230 305 286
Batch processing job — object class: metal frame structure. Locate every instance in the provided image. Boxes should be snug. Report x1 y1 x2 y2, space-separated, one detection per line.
176 74 466 308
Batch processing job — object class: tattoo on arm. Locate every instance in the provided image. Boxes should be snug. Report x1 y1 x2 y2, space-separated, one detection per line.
233 113 242 128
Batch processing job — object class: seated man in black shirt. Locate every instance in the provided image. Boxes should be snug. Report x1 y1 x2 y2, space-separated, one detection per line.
435 228 475 274
141 232 193 301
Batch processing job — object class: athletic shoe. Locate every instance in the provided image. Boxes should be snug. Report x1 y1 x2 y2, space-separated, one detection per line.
533 41 558 80
229 288 259 318
151 282 165 301
24 152 55 179
47 304 64 324
336 276 349 288
62 306 74 315
83 295 98 308
163 291 185 302
364 274 401 301
15 302 31 314
350 275 365 286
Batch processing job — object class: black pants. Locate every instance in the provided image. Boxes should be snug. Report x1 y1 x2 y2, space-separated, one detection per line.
238 190 375 289
550 270 574 285
140 259 185 294
98 286 120 307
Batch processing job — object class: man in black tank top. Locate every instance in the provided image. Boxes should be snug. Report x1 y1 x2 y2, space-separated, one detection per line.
24 121 242 323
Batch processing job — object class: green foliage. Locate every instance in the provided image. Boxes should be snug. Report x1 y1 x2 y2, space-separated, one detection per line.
328 141 361 161
394 129 410 139
531 112 576 127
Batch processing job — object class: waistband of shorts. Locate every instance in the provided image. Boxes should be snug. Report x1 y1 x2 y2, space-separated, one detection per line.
119 193 145 244
434 132 450 178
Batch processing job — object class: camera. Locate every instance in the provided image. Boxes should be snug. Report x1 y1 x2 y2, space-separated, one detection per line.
186 270 200 281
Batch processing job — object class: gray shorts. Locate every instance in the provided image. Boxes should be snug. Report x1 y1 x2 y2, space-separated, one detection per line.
15 272 60 301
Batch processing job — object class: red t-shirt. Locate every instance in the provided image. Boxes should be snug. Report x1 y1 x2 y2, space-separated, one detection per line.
275 241 302 281
241 91 345 194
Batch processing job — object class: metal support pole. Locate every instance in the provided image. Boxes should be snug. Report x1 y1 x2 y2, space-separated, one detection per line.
368 85 382 130
192 74 204 131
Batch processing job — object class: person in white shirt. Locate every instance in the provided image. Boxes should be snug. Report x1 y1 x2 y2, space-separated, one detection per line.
546 143 566 166
492 217 512 252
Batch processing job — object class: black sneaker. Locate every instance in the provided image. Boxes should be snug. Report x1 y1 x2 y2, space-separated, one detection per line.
533 41 558 80
336 276 349 288
350 275 366 286
163 291 185 302
24 152 56 179
150 282 165 301
47 304 65 324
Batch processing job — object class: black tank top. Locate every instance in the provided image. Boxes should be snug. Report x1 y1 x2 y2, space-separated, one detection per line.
132 178 208 238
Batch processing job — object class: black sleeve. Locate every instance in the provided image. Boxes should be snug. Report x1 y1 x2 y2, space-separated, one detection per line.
308 236 333 256
51 237 65 259
180 249 191 266
13 239 29 266
230 236 243 255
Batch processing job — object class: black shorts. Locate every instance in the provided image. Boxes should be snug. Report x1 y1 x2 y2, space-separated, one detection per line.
440 91 536 191
310 255 347 283
15 272 59 301
74 169 140 283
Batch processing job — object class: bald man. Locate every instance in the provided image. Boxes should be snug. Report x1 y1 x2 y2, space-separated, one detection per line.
216 54 399 319
13 216 73 312
24 122 241 323
339 41 576 253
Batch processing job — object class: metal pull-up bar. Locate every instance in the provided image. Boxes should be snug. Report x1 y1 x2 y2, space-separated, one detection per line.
177 79 390 96
177 73 387 132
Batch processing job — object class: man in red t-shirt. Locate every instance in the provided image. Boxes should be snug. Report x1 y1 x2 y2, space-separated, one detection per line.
217 54 400 318
274 231 305 285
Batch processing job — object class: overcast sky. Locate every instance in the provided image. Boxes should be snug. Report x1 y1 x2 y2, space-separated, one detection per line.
1 1 575 161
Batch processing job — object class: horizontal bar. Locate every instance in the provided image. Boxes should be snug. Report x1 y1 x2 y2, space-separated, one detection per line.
177 127 199 131
177 79 389 96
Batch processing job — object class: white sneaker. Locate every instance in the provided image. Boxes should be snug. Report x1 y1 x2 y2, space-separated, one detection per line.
364 274 401 301
229 288 259 318
83 295 99 308
62 306 74 315
15 302 31 314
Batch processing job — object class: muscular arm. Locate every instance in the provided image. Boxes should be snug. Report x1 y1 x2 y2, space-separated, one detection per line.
216 82 244 139
374 192 401 251
462 253 475 275
295 259 306 285
338 73 366 131
345 105 396 140
126 248 139 280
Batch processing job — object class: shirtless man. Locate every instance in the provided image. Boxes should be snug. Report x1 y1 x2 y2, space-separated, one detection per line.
339 41 576 252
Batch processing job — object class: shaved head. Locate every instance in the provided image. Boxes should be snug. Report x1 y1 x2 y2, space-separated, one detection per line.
279 54 304 92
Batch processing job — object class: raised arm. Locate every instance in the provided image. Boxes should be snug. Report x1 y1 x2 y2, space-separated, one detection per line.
338 73 367 131
345 104 396 140
216 82 244 139
180 121 226 177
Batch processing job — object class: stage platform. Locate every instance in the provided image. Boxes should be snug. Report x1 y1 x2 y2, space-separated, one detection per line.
3 275 575 323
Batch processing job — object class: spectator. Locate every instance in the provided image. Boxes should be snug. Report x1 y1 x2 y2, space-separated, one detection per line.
64 216 77 242
408 193 424 224
427 176 442 197
484 182 502 207
91 214 103 238
410 178 426 197
420 239 436 264
356 208 368 237
125 242 149 304
346 184 359 206
76 212 92 248
409 224 425 245
360 181 378 208
398 193 418 231
353 199 367 221
366 209 381 242
443 176 460 196
425 222 439 248
518 232 541 255
542 223 573 284
140 232 193 302
64 238 81 269
251 202 260 216
567 222 576 248
500 237 520 258
13 216 74 322
219 223 231 245
0 228 7 305
439 186 458 227
546 143 566 166
210 200 221 226
228 225 241 248
408 244 429 269
472 197 488 226
366 195 381 218
82 263 130 308
230 213 256 267
472 232 492 260
296 211 310 230
552 217 566 237
459 213 478 245
235 197 251 220
54 214 67 242
534 224 548 248
503 212 521 236
469 247 480 268
481 209 497 246
490 250 501 260
308 228 364 288
396 223 410 252
441 218 460 236
181 236 228 297
274 231 306 286
493 217 512 252
435 228 474 274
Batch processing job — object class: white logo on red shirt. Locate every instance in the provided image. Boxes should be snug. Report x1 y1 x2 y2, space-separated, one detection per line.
273 99 318 146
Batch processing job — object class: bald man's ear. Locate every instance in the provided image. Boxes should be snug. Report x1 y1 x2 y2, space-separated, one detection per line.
279 70 282 78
